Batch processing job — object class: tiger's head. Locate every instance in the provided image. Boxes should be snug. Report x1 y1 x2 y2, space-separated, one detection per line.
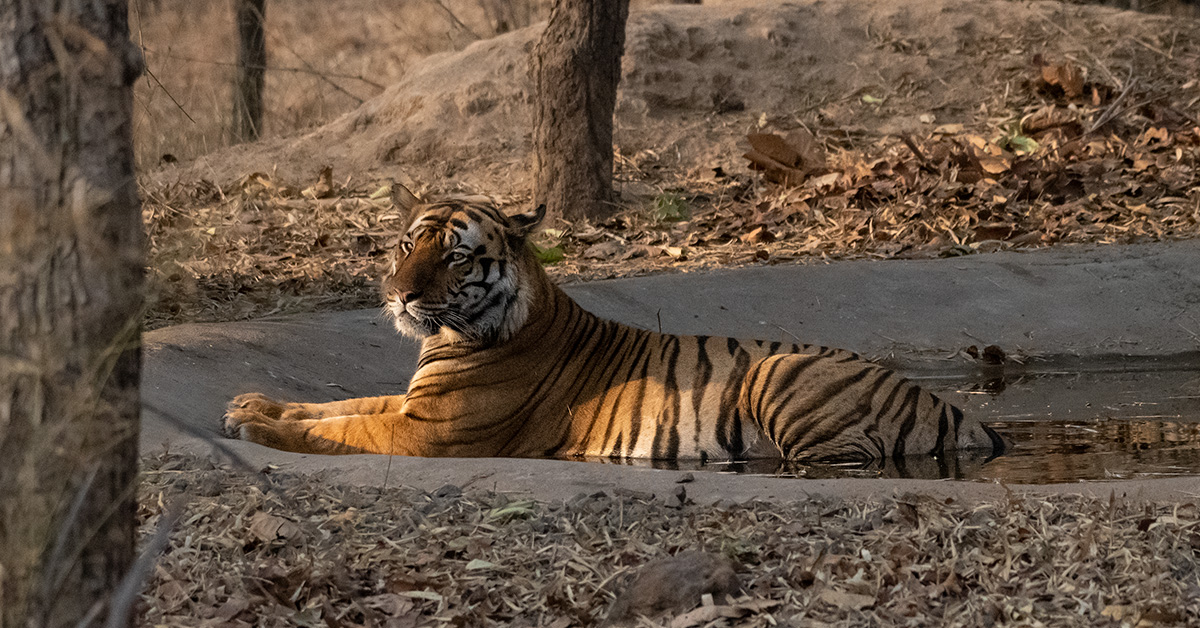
382 183 545 344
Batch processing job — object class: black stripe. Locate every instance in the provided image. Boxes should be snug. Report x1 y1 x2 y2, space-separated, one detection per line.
985 424 1007 456
753 358 784 426
781 367 880 457
624 337 655 454
691 336 712 452
840 441 874 462
931 402 951 455
760 355 822 439
715 343 751 454
861 422 888 460
889 387 923 458
892 453 909 477
577 323 637 448
597 330 653 454
543 311 610 455
654 336 683 460
464 289 507 325
478 204 507 223
727 404 745 456
873 373 913 425
460 280 494 291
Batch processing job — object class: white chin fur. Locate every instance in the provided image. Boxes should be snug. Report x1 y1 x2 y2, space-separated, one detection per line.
387 302 432 339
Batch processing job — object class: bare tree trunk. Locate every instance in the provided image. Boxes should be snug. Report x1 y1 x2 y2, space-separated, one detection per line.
0 1 144 626
531 0 631 221
233 0 267 142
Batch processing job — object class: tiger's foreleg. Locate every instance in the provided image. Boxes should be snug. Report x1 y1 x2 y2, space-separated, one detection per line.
227 392 407 421
224 393 412 455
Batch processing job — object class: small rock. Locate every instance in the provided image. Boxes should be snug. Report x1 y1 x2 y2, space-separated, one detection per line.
583 241 624 260
613 487 655 502
676 472 695 484
606 551 741 625
982 344 1007 364
569 491 612 515
711 498 740 511
673 485 689 507
433 484 462 499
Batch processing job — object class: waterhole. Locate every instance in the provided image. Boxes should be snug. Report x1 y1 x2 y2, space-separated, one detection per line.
592 363 1200 483
938 365 1200 483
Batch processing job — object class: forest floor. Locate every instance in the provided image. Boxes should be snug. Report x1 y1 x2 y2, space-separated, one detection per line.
132 1 1200 625
136 453 1200 627
141 0 1200 329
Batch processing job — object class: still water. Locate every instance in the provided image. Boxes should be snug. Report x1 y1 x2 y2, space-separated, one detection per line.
943 367 1200 483
584 366 1200 484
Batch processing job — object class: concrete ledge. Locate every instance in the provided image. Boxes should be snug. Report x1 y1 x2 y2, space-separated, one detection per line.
142 240 1200 491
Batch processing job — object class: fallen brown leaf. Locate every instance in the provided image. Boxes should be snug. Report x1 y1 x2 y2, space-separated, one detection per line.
818 589 875 610
248 511 301 543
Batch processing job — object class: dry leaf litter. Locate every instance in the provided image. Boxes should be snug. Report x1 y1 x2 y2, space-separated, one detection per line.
144 53 1200 329
138 453 1200 627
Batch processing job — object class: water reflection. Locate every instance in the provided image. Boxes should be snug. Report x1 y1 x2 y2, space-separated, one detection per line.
571 450 999 480
980 419 1200 482
557 368 1200 484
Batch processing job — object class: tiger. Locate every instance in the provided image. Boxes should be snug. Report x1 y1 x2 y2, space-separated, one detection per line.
223 185 1006 464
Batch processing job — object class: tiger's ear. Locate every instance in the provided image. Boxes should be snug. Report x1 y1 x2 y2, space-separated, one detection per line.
390 180 423 224
506 204 546 240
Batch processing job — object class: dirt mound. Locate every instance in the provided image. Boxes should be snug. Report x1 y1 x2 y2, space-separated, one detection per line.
156 0 1199 194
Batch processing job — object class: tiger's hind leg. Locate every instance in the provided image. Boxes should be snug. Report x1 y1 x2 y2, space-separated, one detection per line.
741 353 1003 461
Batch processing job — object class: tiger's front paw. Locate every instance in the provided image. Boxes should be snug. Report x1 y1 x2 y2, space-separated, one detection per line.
223 393 314 441
228 392 288 419
222 404 316 452
223 402 274 440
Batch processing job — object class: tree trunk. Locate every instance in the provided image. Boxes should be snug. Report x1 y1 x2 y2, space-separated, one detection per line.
531 0 631 221
233 0 267 142
0 1 144 626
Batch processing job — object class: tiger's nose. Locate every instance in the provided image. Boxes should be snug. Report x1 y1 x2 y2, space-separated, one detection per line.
398 290 422 304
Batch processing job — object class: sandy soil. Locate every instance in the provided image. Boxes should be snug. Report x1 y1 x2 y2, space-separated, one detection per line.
153 0 1200 194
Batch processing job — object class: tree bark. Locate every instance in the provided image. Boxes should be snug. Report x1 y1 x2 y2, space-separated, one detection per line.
233 0 267 142
0 1 144 626
531 0 631 221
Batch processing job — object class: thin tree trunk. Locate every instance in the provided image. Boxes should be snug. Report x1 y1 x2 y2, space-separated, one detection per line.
233 0 267 142
531 0 631 221
0 1 144 626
